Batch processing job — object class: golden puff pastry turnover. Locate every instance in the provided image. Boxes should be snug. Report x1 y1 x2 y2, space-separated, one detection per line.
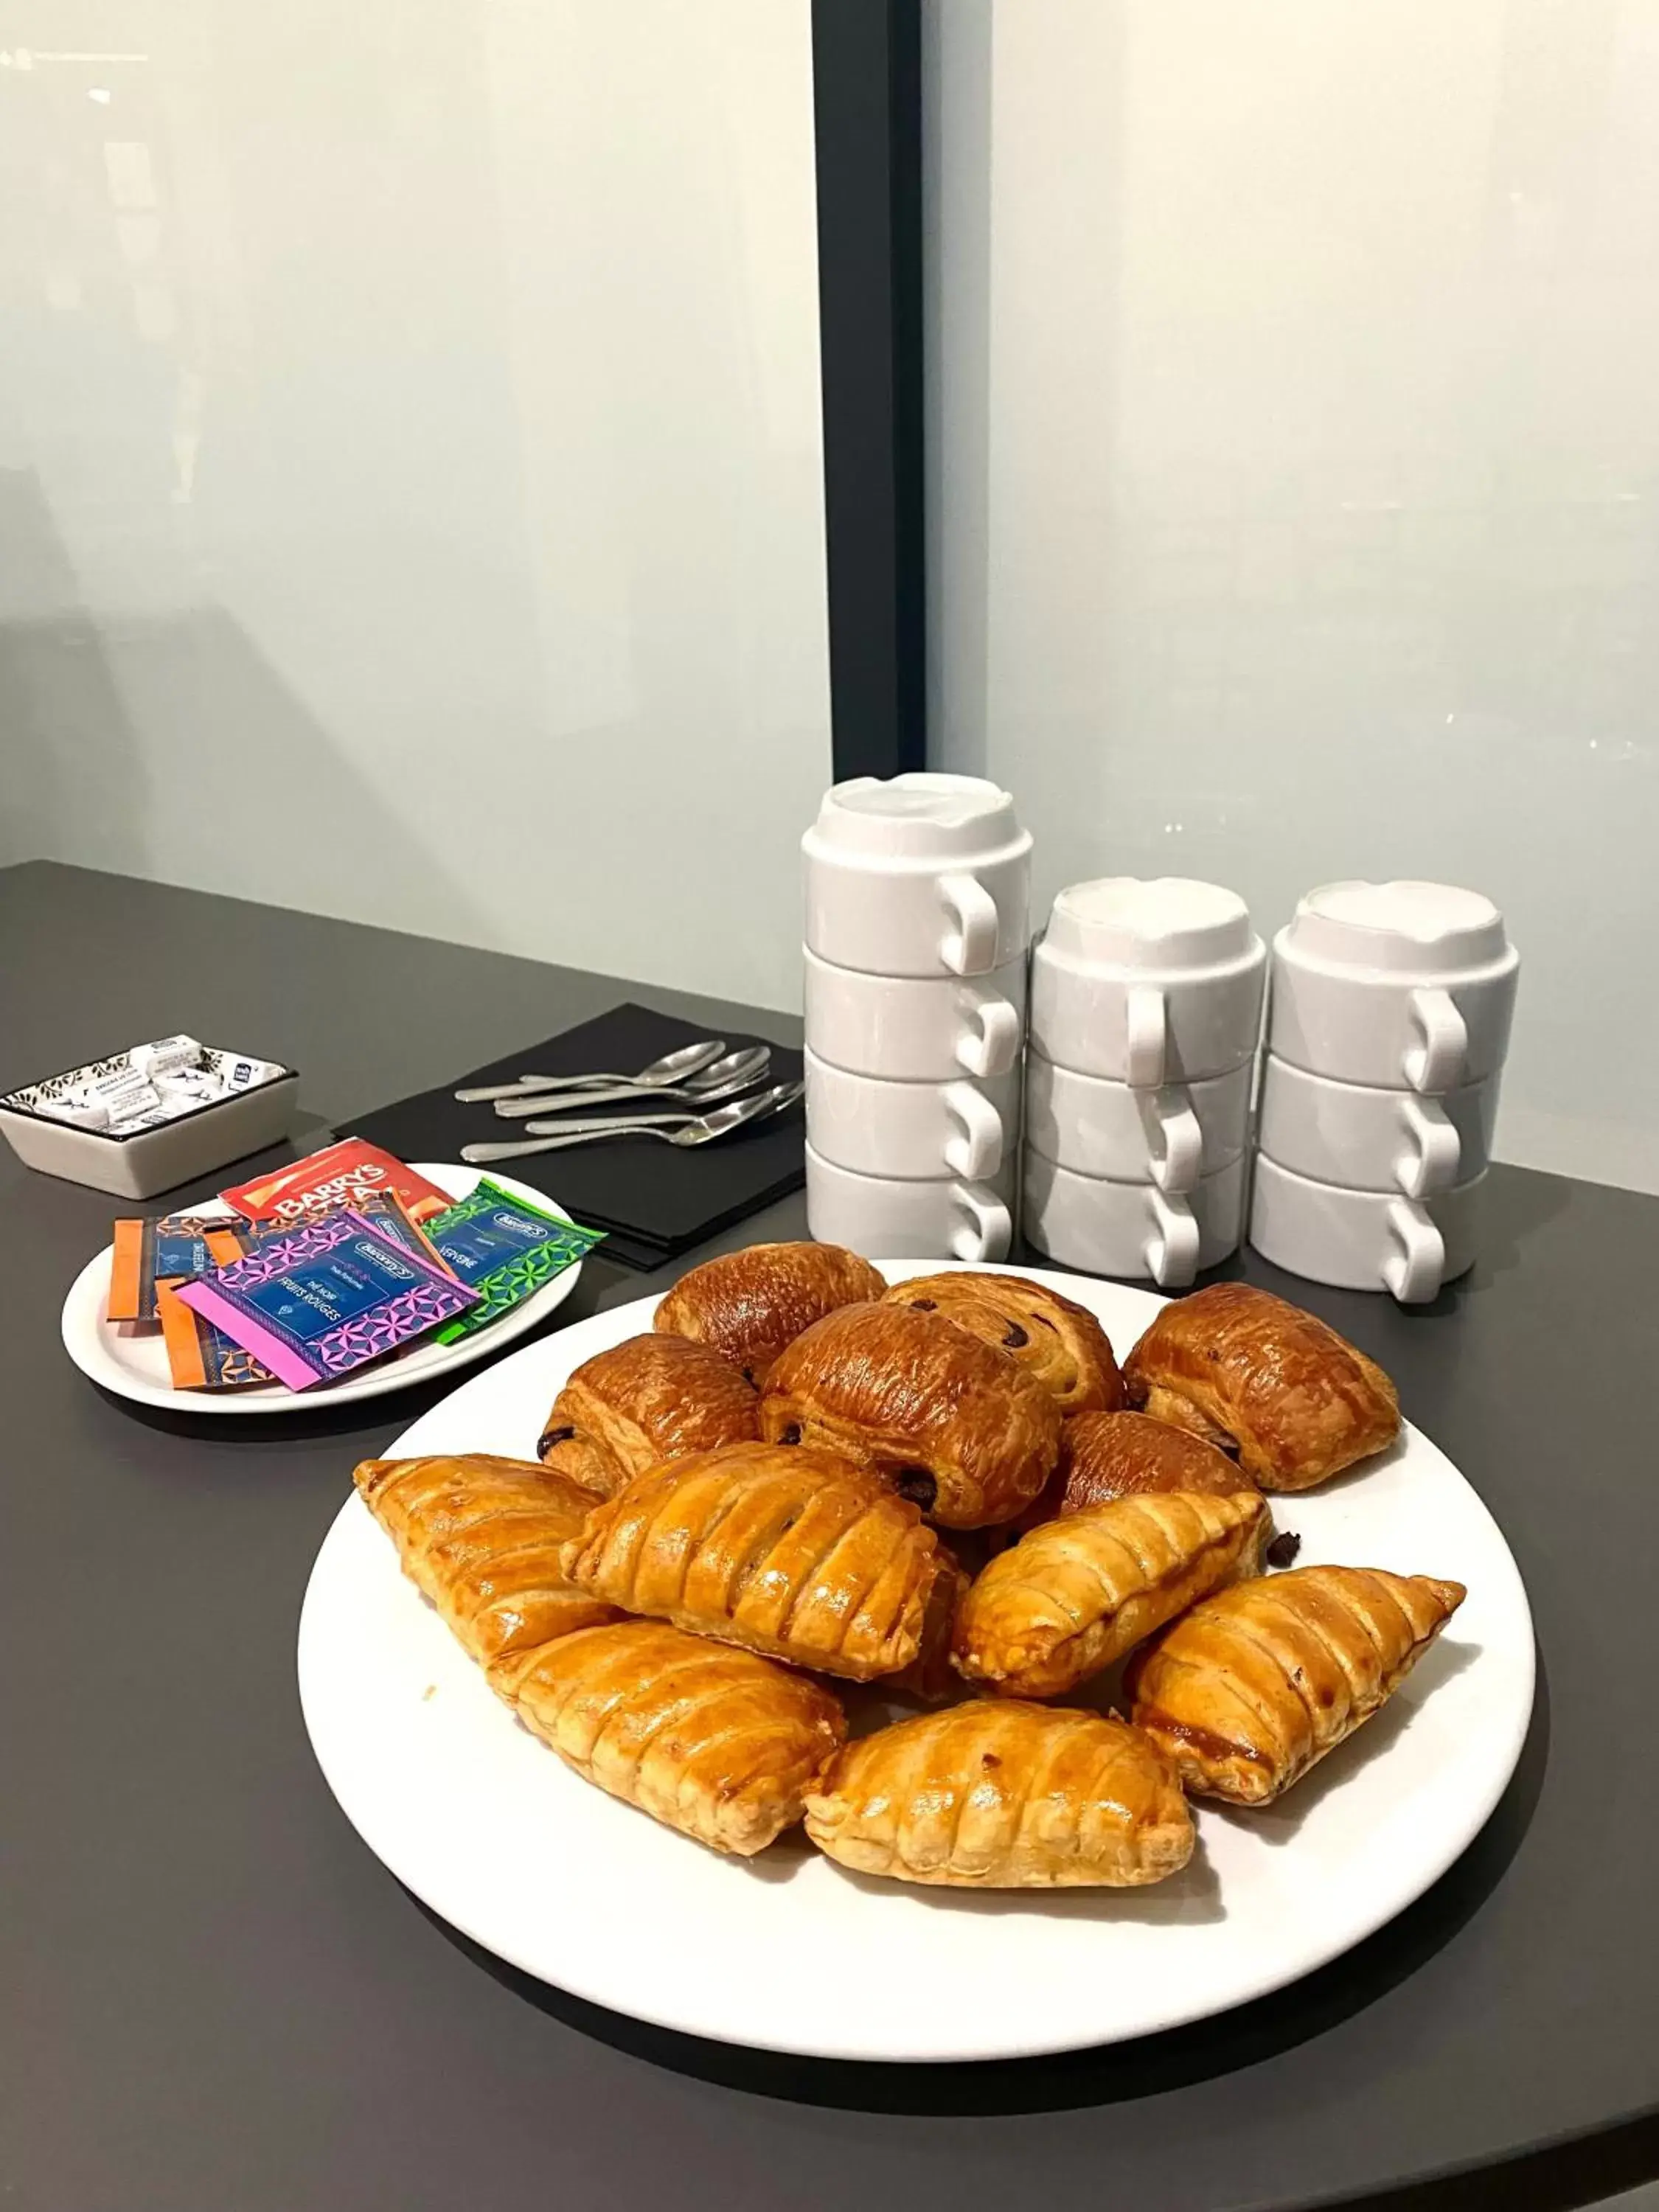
353 1453 619 1669
760 1302 1062 1530
654 1240 887 1387
1126 1565 1466 1804
558 1441 954 1682
881 1270 1124 1416
1123 1281 1400 1490
804 1700 1193 1888
490 1620 845 1856
953 1489 1267 1697
537 1331 759 1498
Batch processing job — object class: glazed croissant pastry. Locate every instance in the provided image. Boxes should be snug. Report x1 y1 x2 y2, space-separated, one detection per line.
538 1332 759 1498
353 1453 619 1669
1127 1564 1466 1803
655 1240 887 1386
760 1302 1062 1529
558 1441 955 1681
880 1270 1124 1416
1124 1282 1400 1490
804 1700 1193 1887
491 1620 846 1856
954 1488 1268 1697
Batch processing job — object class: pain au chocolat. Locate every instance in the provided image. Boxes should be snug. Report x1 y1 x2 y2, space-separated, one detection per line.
880 1270 1124 1416
537 1331 759 1498
1058 1408 1258 1514
491 1620 846 1856
557 1441 956 1682
804 1701 1193 1888
760 1301 1062 1529
353 1453 619 1669
1126 1564 1465 1804
654 1240 887 1386
1123 1281 1399 1490
998 1407 1260 1549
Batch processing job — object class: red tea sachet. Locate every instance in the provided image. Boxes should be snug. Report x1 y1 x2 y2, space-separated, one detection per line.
220 1138 451 1228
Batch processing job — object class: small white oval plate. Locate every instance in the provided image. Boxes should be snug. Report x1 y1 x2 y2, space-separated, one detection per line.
298 1262 1535 2063
61 1163 588 1415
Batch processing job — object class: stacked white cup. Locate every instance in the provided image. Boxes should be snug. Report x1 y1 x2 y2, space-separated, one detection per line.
801 773 1032 1260
1250 881 1520 1302
1023 877 1266 1285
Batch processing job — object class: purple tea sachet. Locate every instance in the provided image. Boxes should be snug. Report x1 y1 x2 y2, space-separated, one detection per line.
175 1211 478 1391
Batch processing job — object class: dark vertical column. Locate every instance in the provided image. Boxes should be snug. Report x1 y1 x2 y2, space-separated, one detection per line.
811 0 925 781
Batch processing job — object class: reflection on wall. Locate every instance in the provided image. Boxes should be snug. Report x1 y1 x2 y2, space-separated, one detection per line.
0 0 831 1009
926 0 1659 1190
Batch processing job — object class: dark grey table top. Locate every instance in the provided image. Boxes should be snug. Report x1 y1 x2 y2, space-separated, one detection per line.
4 860 1655 2212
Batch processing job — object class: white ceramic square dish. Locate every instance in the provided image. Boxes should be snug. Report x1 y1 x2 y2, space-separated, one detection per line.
1 1044 299 1198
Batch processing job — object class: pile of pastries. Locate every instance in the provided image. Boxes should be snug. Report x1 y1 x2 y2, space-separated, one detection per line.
354 1245 1464 1889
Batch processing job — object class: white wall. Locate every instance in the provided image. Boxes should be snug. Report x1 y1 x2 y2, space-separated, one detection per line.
0 0 830 1011
927 0 1659 1192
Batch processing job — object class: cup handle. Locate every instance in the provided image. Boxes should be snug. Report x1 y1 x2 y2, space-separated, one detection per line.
955 987 1020 1078
942 1083 1004 1179
1403 987 1467 1093
940 873 1000 975
1146 1189 1200 1288
1382 1198 1444 1303
1148 1090 1203 1194
951 1185 1012 1262
1395 1095 1460 1199
1126 984 1166 1087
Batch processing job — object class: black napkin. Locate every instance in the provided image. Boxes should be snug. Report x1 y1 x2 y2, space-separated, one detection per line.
349 1002 803 1270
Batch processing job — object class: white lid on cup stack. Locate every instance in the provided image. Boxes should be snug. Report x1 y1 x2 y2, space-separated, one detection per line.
1025 877 1265 1287
804 772 1028 867
1281 879 1512 978
1042 875 1257 978
801 773 1032 1261
1251 880 1520 1303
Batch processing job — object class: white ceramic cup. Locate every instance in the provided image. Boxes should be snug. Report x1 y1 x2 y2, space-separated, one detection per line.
804 1141 1015 1261
1269 880 1519 1093
802 773 1032 979
1023 1051 1251 1193
1029 877 1265 1085
1249 1152 1483 1303
802 946 1026 1082
804 1048 1020 1181
1023 1150 1246 1288
1257 1054 1499 1199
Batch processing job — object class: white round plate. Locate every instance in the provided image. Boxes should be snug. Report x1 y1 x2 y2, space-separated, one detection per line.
61 1164 588 1415
298 1262 1535 2063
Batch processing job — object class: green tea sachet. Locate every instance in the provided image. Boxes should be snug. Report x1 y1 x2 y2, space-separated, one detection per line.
424 1180 605 1341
